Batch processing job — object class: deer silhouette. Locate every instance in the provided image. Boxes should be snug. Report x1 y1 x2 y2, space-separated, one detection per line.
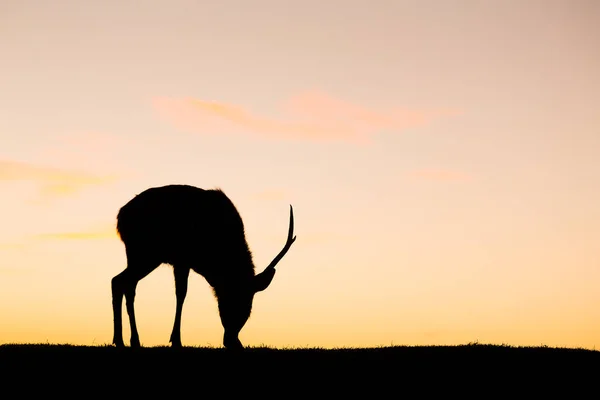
111 185 296 350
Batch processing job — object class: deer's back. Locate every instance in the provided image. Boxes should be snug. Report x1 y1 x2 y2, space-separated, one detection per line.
116 185 250 265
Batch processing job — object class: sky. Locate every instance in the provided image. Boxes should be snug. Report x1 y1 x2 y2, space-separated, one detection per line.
1 0 599 349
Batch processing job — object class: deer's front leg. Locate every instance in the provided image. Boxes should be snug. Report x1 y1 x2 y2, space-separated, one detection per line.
170 267 190 348
112 272 126 348
223 330 244 351
125 283 140 348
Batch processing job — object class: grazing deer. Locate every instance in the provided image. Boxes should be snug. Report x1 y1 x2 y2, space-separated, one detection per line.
111 185 296 350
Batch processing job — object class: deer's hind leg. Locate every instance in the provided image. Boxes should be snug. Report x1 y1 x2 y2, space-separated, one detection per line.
112 254 159 348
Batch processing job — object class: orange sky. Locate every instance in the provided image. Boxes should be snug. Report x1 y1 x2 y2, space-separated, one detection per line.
1 0 599 349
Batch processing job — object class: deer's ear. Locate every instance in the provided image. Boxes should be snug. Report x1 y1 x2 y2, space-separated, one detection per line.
254 268 276 293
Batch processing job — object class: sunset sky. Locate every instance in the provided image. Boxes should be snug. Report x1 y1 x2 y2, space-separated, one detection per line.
1 0 599 349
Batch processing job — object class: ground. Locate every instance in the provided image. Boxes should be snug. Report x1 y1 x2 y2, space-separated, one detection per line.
0 343 596 395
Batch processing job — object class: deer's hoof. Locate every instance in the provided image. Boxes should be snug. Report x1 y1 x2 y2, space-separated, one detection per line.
224 339 244 352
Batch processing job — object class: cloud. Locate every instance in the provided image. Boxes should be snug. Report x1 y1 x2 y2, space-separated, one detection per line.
152 90 461 143
30 221 119 241
0 160 118 199
0 225 118 252
407 168 472 182
0 267 32 276
0 242 26 250
33 230 118 241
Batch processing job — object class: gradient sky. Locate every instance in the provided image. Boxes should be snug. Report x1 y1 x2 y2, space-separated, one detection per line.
1 0 599 349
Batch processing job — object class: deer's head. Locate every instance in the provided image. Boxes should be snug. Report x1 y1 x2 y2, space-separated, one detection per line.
215 206 296 348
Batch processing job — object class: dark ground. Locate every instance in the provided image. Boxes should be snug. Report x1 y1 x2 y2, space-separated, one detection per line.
0 343 597 396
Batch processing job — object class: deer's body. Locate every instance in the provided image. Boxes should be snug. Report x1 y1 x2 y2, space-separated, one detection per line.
116 185 254 286
111 184 296 350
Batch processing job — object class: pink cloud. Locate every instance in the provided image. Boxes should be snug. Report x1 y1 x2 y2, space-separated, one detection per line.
285 91 458 131
152 91 461 143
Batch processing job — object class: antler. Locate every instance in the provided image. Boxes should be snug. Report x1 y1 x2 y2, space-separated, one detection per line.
264 205 296 271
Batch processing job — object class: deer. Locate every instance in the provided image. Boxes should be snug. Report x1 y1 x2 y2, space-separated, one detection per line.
111 184 296 350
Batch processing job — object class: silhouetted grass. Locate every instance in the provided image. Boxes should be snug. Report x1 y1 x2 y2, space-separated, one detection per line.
1 342 597 394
